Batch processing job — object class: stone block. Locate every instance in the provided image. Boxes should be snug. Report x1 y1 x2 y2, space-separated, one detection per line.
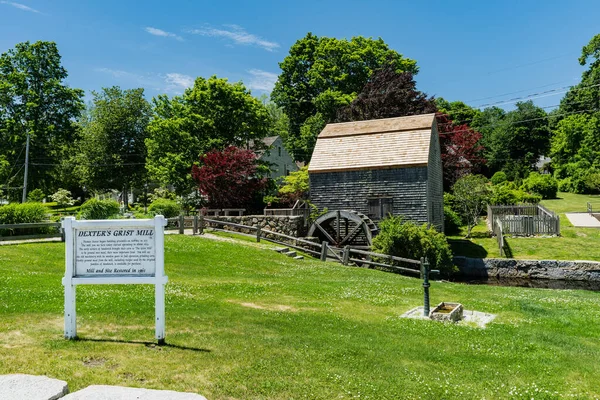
62 385 206 399
0 374 69 400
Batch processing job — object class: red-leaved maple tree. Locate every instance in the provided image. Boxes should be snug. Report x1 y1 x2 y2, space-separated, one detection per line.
191 146 267 208
436 113 486 189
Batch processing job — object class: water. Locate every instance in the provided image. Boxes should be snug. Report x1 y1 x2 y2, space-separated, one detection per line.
452 277 600 292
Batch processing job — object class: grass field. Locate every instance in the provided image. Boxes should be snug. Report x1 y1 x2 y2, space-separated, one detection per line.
1 235 600 399
449 192 600 261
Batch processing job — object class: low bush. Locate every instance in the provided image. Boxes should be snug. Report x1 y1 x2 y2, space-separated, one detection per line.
78 198 121 220
148 198 180 218
27 189 45 203
490 171 508 185
489 182 542 205
372 216 455 276
521 172 558 199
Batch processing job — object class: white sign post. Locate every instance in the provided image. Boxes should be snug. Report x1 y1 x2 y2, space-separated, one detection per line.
61 215 168 344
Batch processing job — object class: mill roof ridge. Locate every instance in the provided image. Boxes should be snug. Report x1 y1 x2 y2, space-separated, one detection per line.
317 113 436 139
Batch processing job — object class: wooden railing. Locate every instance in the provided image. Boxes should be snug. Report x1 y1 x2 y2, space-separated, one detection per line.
488 204 560 237
200 217 422 276
0 221 62 241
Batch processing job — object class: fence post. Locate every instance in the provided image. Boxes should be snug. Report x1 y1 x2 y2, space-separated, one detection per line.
178 214 184 234
342 245 350 265
198 214 204 235
256 226 261 243
193 215 198 235
320 241 328 261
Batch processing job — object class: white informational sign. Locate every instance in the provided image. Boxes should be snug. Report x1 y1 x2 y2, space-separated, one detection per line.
61 216 168 344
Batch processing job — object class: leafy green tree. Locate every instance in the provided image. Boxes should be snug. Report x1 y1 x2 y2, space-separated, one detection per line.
483 101 550 179
0 41 84 200
74 87 151 208
146 76 270 194
452 174 490 238
271 33 418 161
436 98 481 126
277 166 309 205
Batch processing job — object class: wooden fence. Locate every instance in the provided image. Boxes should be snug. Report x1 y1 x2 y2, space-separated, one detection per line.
0 221 62 241
2 215 423 277
488 204 560 236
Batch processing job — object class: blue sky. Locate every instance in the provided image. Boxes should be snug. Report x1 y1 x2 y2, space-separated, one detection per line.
1 0 599 110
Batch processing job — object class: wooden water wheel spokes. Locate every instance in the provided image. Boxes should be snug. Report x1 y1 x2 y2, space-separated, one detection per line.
307 210 378 247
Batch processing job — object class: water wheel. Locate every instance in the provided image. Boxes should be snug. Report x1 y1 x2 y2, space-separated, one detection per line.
307 210 378 248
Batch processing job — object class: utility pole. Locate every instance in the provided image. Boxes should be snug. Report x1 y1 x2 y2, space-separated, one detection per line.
22 132 30 203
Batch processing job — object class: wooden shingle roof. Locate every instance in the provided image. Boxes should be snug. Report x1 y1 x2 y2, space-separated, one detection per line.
309 113 436 173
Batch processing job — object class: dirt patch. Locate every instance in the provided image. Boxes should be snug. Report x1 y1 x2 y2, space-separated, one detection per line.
82 356 107 367
227 300 297 312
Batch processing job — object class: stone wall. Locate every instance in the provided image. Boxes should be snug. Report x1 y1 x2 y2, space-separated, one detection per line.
204 215 305 238
454 256 600 281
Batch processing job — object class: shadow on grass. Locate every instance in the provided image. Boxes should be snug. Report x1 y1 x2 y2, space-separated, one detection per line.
76 337 211 353
503 238 514 259
448 239 488 258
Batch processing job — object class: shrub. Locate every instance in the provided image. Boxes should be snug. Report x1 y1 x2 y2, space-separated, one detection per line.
443 206 463 235
521 172 558 199
489 183 542 205
79 198 121 220
0 202 49 236
148 198 180 218
490 171 508 185
0 202 47 224
27 189 45 203
372 216 455 276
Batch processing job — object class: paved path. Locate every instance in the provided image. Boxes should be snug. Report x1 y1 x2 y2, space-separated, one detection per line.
565 213 600 227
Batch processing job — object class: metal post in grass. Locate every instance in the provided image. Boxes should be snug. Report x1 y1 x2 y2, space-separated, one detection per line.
421 257 439 317
193 215 198 235
320 241 328 261
256 226 261 243
199 214 204 235
178 214 184 234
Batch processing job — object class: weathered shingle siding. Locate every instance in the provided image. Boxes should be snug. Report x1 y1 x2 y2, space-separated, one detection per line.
427 122 444 231
309 167 429 223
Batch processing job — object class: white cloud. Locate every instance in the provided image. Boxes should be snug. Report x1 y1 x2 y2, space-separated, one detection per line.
246 69 278 92
145 27 183 41
189 24 279 52
95 67 194 94
0 1 40 13
165 73 194 91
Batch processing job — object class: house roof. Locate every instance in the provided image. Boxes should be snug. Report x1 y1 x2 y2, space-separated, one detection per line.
309 113 437 174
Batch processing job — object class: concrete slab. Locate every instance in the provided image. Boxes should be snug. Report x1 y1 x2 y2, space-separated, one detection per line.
62 385 206 400
0 374 69 400
565 213 600 228
401 307 496 328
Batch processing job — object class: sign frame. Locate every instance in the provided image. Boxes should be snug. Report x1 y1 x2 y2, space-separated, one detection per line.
61 215 168 344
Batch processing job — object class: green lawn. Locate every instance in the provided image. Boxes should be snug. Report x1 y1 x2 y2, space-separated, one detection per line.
449 192 600 261
1 235 600 399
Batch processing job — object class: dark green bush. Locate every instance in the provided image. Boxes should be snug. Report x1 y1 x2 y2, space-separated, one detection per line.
79 198 121 220
490 171 508 186
148 198 180 218
444 206 462 235
27 188 45 202
489 182 542 205
521 172 558 199
372 216 455 276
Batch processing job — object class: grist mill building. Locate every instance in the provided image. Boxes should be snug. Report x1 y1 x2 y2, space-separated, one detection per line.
308 113 444 231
